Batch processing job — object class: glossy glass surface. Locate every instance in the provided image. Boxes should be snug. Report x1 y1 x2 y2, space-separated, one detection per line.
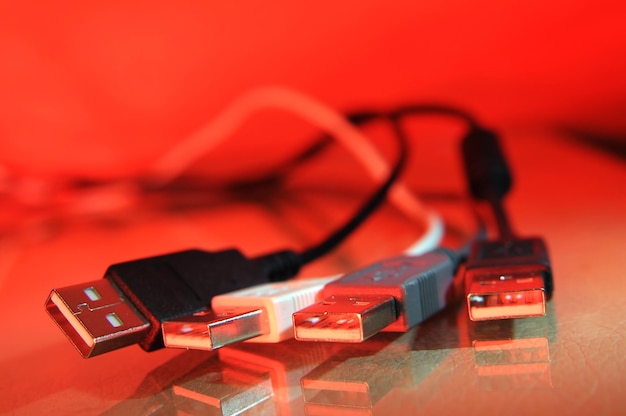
1 133 625 415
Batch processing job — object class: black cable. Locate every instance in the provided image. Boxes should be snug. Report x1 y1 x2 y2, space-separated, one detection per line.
297 114 408 265
254 113 409 278
459 125 514 240
143 108 435 279
387 105 515 240
488 197 515 240
263 104 486 278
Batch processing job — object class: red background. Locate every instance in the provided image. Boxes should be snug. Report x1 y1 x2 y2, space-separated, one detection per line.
2 4 626 414
1 1 625 182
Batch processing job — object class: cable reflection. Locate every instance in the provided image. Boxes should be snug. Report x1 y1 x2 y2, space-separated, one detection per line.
299 332 438 414
102 302 556 416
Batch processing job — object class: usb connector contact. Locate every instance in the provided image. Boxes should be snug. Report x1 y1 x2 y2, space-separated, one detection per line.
293 249 459 342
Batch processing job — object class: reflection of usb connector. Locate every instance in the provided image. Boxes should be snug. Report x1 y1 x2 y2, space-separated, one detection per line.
162 277 336 350
293 249 460 343
171 356 275 416
465 238 553 321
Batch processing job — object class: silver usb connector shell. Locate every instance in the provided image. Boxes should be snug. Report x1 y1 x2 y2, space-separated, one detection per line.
46 279 150 358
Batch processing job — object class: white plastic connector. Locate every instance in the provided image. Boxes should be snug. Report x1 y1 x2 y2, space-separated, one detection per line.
162 277 336 350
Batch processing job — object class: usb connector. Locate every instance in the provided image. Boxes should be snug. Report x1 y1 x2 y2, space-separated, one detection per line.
162 277 336 350
45 249 289 358
464 238 553 321
293 295 397 342
46 280 150 358
293 249 459 343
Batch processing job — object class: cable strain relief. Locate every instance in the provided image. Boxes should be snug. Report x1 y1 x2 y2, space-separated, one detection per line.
252 250 303 282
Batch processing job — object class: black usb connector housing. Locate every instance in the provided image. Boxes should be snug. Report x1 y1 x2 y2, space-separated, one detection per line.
46 249 278 358
465 237 553 321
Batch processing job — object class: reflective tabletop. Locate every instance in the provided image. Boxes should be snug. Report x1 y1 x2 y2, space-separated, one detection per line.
1 131 625 415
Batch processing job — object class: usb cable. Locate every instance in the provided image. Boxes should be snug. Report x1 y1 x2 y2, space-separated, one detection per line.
293 108 555 341
292 248 462 342
384 107 553 321
288 107 479 345
45 140 410 359
45 95 553 362
45 90 432 359
459 127 554 321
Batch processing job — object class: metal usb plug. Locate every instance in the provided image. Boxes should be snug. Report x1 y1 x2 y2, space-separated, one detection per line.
292 295 397 342
46 279 150 358
293 249 459 343
163 308 265 351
